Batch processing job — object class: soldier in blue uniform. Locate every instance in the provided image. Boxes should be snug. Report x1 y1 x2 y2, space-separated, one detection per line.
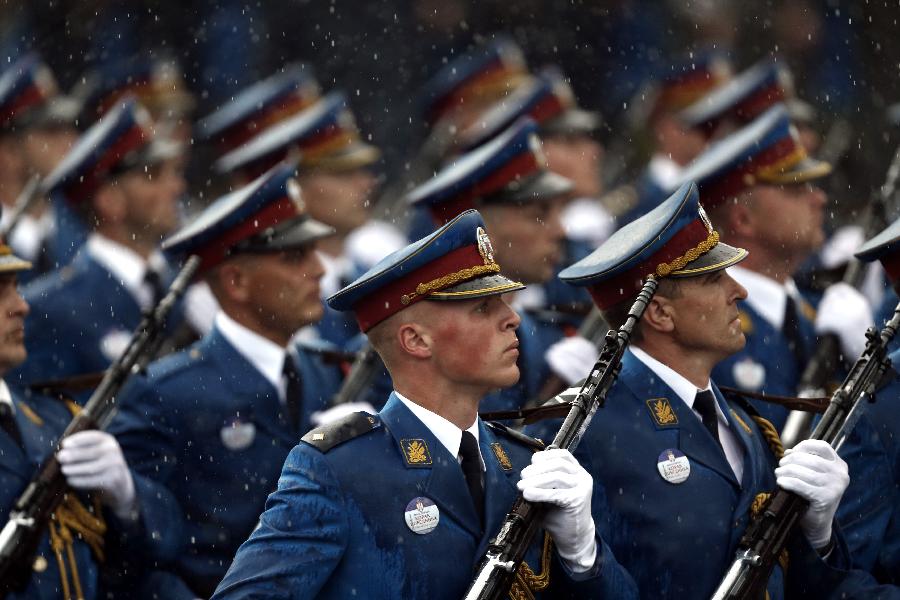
0 225 166 599
616 52 733 228
555 181 880 599
211 209 638 600
407 118 578 411
109 162 343 599
0 54 83 280
216 90 401 351
11 98 189 387
835 220 900 584
678 104 872 429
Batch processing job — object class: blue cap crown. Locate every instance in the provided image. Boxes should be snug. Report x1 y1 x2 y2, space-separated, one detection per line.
328 209 523 331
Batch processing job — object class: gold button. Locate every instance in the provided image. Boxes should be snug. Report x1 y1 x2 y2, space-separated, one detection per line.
33 555 47 572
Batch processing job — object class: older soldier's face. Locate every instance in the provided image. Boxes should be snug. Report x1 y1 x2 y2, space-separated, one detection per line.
0 274 28 374
427 294 521 393
243 246 325 340
662 269 748 362
480 198 566 284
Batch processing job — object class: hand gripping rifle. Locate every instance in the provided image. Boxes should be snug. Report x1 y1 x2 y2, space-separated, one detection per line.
0 255 200 595
781 142 900 448
329 341 384 406
711 298 900 600
463 276 658 600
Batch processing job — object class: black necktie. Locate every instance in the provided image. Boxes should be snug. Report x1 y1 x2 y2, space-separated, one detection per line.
783 295 806 367
0 402 23 449
459 431 485 527
694 390 721 446
282 356 303 433
143 268 165 306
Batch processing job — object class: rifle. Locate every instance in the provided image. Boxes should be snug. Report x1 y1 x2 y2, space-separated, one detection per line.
0 255 200 595
711 298 900 600
0 175 43 241
781 141 900 448
463 276 658 600
329 342 384 406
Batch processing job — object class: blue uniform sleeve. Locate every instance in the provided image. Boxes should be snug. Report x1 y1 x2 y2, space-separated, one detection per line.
211 443 349 599
108 377 186 563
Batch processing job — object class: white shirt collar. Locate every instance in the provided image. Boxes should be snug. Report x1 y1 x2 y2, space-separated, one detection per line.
728 265 802 330
647 154 683 189
0 380 13 414
629 346 725 421
86 234 168 309
396 391 484 470
215 311 288 394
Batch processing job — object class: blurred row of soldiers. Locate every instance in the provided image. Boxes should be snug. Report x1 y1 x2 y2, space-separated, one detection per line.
0 32 897 599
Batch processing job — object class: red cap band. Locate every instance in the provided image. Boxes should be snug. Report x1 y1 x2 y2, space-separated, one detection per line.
194 195 299 274
353 244 487 332
587 218 709 309
427 151 541 224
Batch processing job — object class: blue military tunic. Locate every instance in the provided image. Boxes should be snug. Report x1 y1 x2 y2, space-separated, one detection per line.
109 325 342 598
837 359 900 584
0 388 101 599
12 249 185 387
211 393 638 599
567 351 857 599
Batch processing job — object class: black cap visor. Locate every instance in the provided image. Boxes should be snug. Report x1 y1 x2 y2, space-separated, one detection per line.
427 273 525 301
669 241 748 278
234 215 334 253
483 169 573 205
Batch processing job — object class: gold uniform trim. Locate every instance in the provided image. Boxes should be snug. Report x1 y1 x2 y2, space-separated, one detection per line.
400 438 432 466
646 398 678 426
670 247 748 276
400 263 501 305
656 230 720 277
427 280 523 299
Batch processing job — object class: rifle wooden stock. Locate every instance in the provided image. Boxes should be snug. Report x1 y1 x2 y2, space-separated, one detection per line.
463 277 658 600
0 255 200 596
712 300 900 600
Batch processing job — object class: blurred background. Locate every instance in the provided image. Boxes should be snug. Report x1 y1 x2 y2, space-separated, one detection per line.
3 0 900 223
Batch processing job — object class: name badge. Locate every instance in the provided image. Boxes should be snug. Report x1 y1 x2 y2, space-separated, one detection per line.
657 448 690 484
404 497 439 535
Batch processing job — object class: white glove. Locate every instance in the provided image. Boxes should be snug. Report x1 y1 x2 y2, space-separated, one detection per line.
310 402 377 427
183 282 219 336
517 448 597 573
814 283 874 359
545 337 599 386
775 439 849 549
58 431 137 521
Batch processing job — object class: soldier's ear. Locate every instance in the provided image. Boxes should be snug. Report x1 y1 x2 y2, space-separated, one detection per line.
396 322 433 359
642 296 675 334
215 260 251 304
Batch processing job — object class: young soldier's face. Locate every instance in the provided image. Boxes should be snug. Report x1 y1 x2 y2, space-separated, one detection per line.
426 294 521 394
661 269 748 363
0 274 28 374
